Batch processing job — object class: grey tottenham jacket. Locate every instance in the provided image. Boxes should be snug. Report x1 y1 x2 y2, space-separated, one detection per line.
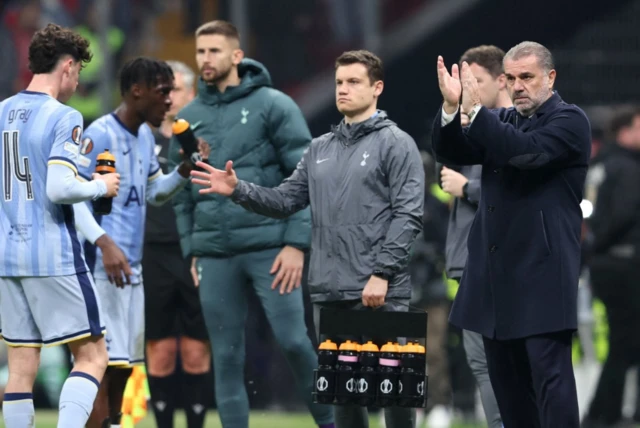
231 111 425 303
438 164 482 280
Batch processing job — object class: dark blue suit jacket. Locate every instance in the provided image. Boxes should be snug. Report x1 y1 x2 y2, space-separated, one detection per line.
431 93 592 340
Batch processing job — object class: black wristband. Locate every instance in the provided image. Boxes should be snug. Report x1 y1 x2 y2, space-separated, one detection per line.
372 269 392 281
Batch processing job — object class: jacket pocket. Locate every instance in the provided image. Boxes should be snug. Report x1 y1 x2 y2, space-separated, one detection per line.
336 224 381 292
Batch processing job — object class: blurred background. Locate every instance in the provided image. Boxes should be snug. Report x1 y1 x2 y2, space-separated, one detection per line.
1 0 640 426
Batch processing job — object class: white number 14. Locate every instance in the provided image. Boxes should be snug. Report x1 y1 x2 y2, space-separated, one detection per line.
3 130 34 202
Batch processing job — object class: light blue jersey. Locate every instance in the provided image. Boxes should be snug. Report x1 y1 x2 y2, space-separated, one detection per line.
78 113 162 284
0 91 87 277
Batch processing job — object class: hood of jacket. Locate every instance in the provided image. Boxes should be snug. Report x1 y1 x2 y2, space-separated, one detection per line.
331 110 396 145
197 58 272 105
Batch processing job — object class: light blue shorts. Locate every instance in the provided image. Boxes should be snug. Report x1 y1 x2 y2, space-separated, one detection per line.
95 279 145 367
0 273 105 347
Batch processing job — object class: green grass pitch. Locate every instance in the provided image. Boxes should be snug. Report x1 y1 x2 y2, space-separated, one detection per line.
0 410 485 427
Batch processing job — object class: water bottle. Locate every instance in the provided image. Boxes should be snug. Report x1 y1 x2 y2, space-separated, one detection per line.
334 340 359 405
377 342 401 407
313 339 338 404
172 118 202 164
398 342 427 408
356 340 379 406
92 149 116 215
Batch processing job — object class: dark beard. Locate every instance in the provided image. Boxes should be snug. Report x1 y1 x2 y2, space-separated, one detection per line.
202 66 232 85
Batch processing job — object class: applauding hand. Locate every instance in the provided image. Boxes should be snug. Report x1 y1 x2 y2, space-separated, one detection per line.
460 61 482 114
437 55 462 114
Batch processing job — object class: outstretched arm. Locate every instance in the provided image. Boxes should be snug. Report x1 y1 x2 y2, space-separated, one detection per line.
190 151 311 219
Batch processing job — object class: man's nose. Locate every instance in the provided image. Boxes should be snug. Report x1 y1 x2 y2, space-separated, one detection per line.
514 79 525 92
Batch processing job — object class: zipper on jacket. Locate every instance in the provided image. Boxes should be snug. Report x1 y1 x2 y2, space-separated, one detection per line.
213 103 229 246
332 138 354 291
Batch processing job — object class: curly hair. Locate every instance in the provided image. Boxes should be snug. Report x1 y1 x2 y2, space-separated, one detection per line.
118 57 174 96
28 23 92 74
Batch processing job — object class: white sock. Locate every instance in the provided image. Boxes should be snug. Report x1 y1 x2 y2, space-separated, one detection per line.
57 372 100 428
2 392 35 428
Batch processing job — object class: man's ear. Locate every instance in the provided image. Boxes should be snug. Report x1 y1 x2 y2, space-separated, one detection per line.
374 80 384 98
497 73 507 90
131 83 142 99
232 49 244 66
61 57 74 76
547 69 556 90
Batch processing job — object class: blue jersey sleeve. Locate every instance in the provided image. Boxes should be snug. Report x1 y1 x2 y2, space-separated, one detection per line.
47 109 84 176
148 137 162 183
77 124 113 182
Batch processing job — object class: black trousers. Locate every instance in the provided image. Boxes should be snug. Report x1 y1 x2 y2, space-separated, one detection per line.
483 330 579 428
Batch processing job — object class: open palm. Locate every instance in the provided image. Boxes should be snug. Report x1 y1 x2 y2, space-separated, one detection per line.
437 55 462 109
190 160 238 196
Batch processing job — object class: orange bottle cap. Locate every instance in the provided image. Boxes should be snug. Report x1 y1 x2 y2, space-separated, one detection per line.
360 341 379 352
318 340 338 351
172 118 190 134
400 343 421 353
380 342 398 353
338 340 359 351
96 149 116 173
96 149 116 162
